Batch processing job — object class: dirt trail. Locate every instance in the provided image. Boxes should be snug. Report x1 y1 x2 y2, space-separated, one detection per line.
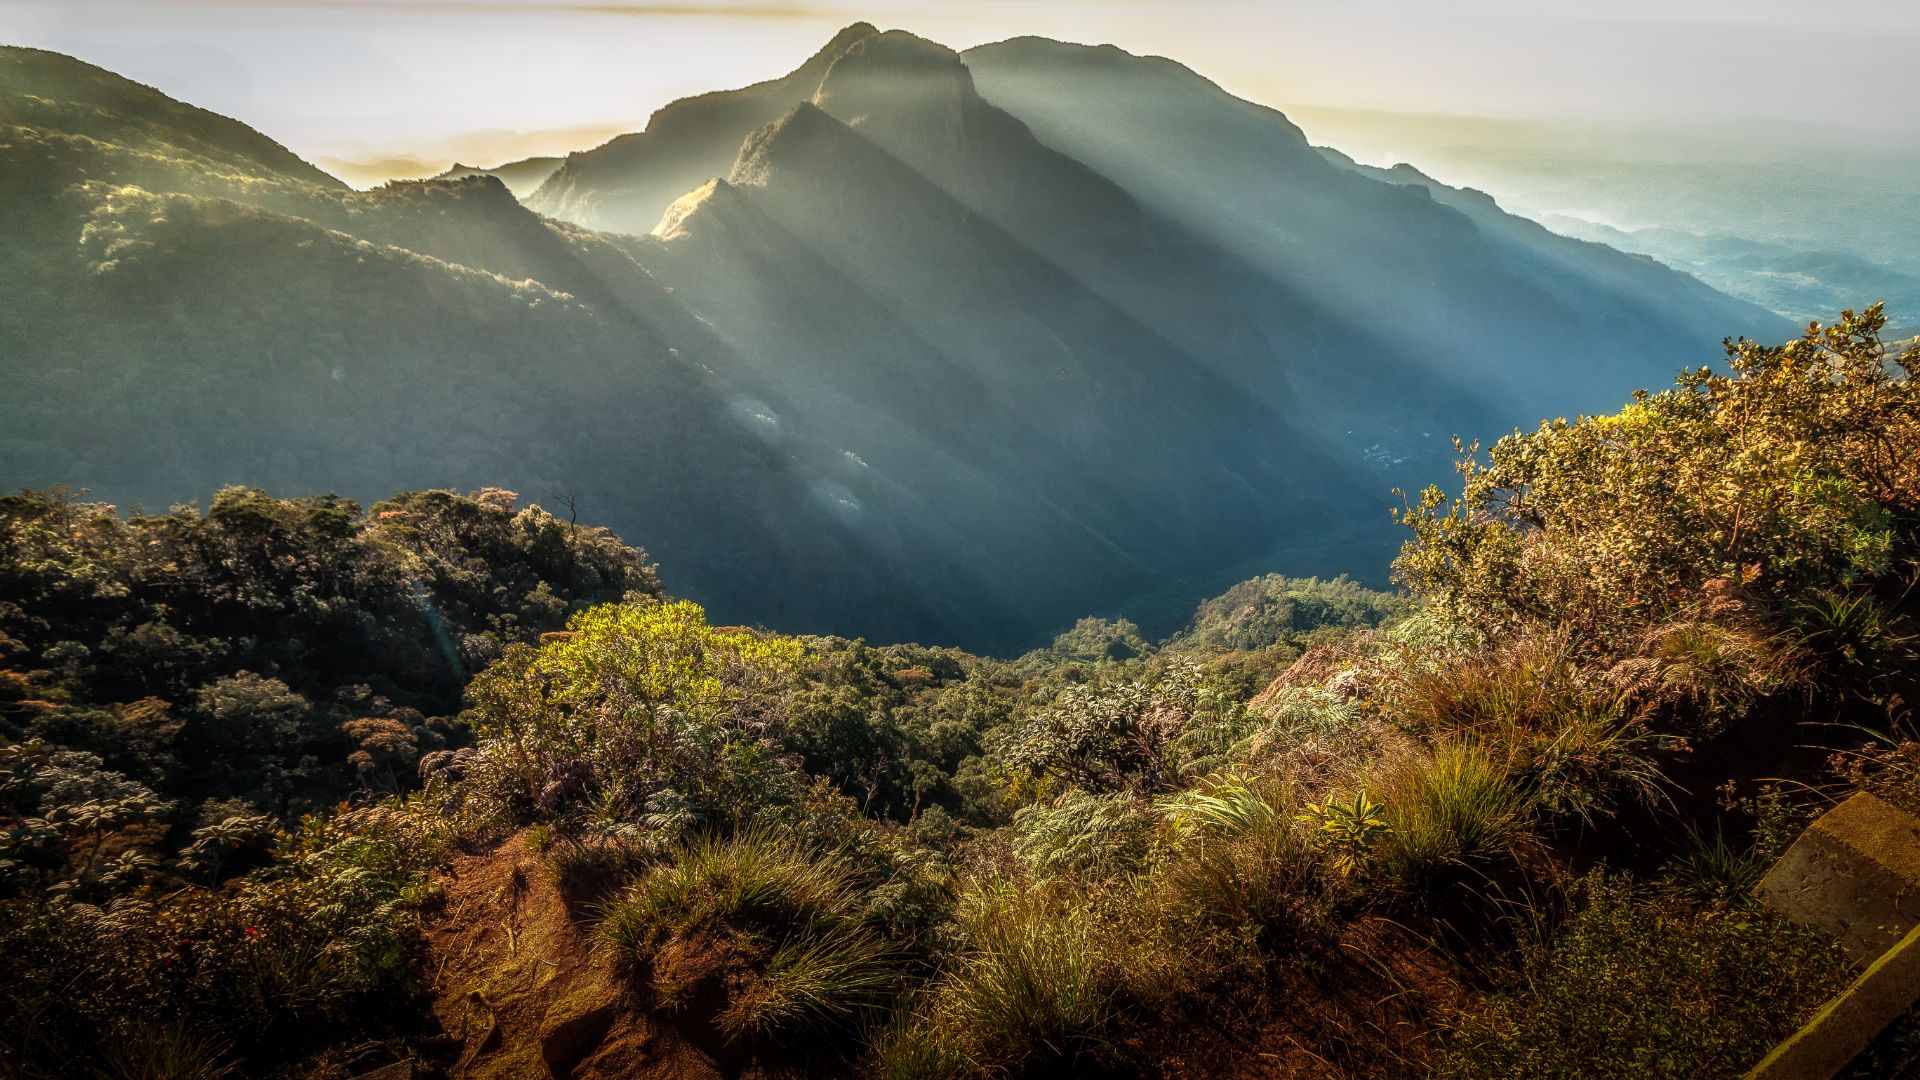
420 831 721 1080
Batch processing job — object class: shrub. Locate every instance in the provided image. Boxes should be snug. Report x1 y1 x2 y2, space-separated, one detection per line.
1437 875 1850 1079
994 670 1194 796
463 600 806 830
0 797 446 1075
1011 791 1158 880
1396 306 1919 648
1296 790 1385 876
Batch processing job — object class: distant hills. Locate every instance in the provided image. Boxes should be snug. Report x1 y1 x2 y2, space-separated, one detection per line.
431 156 563 199
1286 104 1920 332
1536 218 1920 331
0 29 1791 651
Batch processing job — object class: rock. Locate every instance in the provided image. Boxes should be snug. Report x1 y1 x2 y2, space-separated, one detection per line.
1757 792 1920 962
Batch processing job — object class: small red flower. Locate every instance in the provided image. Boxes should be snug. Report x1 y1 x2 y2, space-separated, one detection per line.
244 926 260 937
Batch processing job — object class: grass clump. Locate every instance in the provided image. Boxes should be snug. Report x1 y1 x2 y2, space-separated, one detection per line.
1374 740 1533 895
880 881 1129 1077
1157 772 1324 949
595 829 901 1045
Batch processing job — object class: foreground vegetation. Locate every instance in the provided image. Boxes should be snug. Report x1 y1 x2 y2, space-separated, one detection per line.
1 307 1916 1077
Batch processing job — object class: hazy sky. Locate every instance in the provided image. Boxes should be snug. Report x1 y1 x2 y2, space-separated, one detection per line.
5 0 1916 176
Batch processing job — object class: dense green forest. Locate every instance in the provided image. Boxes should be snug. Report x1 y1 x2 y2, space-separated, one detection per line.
1 308 1915 1077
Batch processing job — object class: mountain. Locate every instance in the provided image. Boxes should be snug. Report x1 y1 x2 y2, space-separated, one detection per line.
431 156 564 199
527 22 880 233
0 46 960 644
0 33 1791 651
959 38 1785 419
535 27 1783 458
1283 104 1920 327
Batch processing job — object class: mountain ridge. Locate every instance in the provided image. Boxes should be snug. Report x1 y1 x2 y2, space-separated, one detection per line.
0 32 1795 651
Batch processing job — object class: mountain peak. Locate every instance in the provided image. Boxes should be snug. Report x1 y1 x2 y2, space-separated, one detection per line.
813 27 974 118
651 177 741 240
730 100 856 187
818 21 881 57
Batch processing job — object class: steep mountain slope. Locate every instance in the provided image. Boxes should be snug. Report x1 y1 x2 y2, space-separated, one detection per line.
0 35 1801 651
0 48 960 644
0 44 1369 648
960 37 1790 420
0 46 340 188
620 100 1376 629
529 27 1785 476
526 22 878 233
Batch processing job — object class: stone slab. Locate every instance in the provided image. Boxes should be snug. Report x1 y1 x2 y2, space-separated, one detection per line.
1757 792 1920 962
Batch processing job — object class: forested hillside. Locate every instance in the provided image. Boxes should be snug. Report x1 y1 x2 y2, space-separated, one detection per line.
0 31 1791 651
2 309 1914 1078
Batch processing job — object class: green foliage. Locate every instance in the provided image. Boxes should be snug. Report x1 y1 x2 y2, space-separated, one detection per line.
0 797 448 1076
0 739 171 898
1374 741 1533 893
994 667 1195 796
0 484 654 821
1297 790 1386 877
1610 614 1799 737
95 1022 238 1080
1159 769 1289 841
1792 588 1920 702
1396 306 1919 647
1011 791 1158 880
1033 616 1151 665
1668 821 1770 903
464 599 805 831
1156 777 1322 949
890 882 1125 1076
1438 876 1850 1079
773 638 1013 824
3 306 1913 1075
1228 683 1365 763
1170 573 1408 654
1391 637 1672 825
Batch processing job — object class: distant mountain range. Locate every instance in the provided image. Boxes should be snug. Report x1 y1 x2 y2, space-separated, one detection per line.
432 157 563 200
1286 104 1920 332
0 26 1791 651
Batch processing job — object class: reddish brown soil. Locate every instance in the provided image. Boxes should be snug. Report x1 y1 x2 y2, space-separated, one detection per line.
418 831 726 1080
